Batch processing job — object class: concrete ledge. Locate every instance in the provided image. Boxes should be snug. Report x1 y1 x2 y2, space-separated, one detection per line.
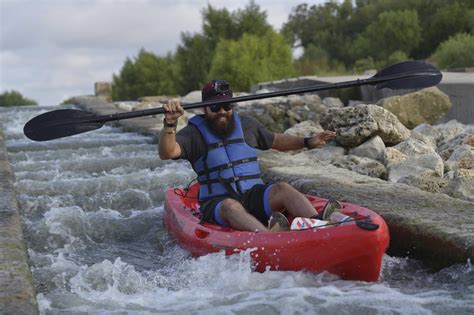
0 132 39 314
259 153 474 270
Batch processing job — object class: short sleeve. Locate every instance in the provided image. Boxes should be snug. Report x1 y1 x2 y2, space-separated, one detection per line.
240 115 275 150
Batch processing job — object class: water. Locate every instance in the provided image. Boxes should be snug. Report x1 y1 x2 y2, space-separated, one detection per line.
1 106 473 314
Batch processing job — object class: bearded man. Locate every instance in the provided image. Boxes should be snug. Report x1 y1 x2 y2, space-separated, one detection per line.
159 80 339 232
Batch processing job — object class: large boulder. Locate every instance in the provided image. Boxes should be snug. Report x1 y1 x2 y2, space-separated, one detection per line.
320 104 410 147
377 87 452 129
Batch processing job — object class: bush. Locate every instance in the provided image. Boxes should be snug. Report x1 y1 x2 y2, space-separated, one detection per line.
294 45 346 76
431 33 474 68
0 90 37 107
209 31 294 91
112 49 178 101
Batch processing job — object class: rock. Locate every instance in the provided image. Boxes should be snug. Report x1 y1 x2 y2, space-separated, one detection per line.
412 124 441 144
132 102 158 111
293 144 346 162
348 136 386 162
287 109 302 122
383 147 408 167
398 173 449 193
287 94 305 106
388 164 438 183
331 155 387 179
445 144 474 171
387 153 444 182
393 137 436 156
437 130 474 160
435 120 467 144
322 97 344 108
443 177 474 202
138 95 178 103
180 90 202 103
320 104 410 147
114 102 137 111
284 120 324 137
378 87 452 129
301 93 322 106
348 100 364 107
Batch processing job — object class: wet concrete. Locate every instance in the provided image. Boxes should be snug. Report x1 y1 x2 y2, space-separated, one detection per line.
0 131 39 314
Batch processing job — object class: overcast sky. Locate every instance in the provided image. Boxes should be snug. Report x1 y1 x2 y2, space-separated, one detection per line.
0 0 326 105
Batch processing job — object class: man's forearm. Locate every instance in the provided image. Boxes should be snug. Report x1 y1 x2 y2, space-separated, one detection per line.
272 134 305 151
158 128 178 159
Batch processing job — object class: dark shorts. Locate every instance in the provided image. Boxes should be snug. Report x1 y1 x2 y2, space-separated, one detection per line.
200 184 274 227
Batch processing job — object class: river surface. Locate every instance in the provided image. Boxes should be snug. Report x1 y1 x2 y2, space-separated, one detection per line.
1 106 473 314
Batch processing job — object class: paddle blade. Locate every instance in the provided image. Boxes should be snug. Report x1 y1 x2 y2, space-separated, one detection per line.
24 109 104 141
373 60 442 90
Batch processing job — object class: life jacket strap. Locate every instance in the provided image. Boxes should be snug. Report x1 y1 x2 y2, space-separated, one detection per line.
196 157 258 176
206 138 244 150
198 174 261 185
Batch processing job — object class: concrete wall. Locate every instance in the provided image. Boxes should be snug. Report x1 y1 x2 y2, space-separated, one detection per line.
0 131 39 314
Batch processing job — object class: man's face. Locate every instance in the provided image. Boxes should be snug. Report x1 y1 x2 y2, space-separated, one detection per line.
204 104 234 136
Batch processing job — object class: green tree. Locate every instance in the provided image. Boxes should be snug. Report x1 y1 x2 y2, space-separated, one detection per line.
112 49 177 101
0 90 37 107
175 33 213 94
431 33 474 68
209 31 294 91
294 44 346 76
352 10 421 63
176 1 273 94
420 3 474 58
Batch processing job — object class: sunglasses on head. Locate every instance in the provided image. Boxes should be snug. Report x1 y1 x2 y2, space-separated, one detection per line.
209 103 233 113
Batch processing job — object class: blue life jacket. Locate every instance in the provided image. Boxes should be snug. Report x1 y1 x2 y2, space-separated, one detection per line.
189 113 263 202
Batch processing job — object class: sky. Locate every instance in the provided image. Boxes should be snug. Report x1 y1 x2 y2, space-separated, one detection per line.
0 0 326 105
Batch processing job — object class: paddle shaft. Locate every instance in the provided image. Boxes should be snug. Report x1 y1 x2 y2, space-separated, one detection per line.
91 70 435 124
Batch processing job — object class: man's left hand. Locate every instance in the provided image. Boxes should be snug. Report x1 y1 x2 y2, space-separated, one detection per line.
308 130 336 148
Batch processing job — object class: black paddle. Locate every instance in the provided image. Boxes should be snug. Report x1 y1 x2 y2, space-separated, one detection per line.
24 60 442 141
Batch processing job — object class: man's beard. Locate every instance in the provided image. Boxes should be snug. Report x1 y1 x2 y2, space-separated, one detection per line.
205 112 235 137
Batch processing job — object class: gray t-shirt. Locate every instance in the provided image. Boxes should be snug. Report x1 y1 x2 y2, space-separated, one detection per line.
176 114 275 165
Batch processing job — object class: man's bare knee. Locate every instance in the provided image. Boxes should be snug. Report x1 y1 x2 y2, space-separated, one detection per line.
219 198 245 218
272 182 294 194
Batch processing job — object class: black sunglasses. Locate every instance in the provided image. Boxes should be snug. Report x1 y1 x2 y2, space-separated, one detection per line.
209 103 233 113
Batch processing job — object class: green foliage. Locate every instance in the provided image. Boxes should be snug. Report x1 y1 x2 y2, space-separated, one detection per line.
175 33 213 95
420 3 474 58
431 33 474 68
0 90 37 107
294 45 346 76
209 31 295 91
112 49 178 101
353 10 421 62
284 0 473 72
176 0 273 95
353 57 376 74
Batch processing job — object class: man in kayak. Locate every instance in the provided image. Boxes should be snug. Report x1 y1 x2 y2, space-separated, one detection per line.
159 80 339 232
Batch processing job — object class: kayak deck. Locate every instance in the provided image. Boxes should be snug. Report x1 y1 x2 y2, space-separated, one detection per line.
164 184 389 282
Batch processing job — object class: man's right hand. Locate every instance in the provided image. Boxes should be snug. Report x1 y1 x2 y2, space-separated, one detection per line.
163 101 185 124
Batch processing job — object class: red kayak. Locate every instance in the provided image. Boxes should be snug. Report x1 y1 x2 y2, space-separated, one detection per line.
164 184 389 282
